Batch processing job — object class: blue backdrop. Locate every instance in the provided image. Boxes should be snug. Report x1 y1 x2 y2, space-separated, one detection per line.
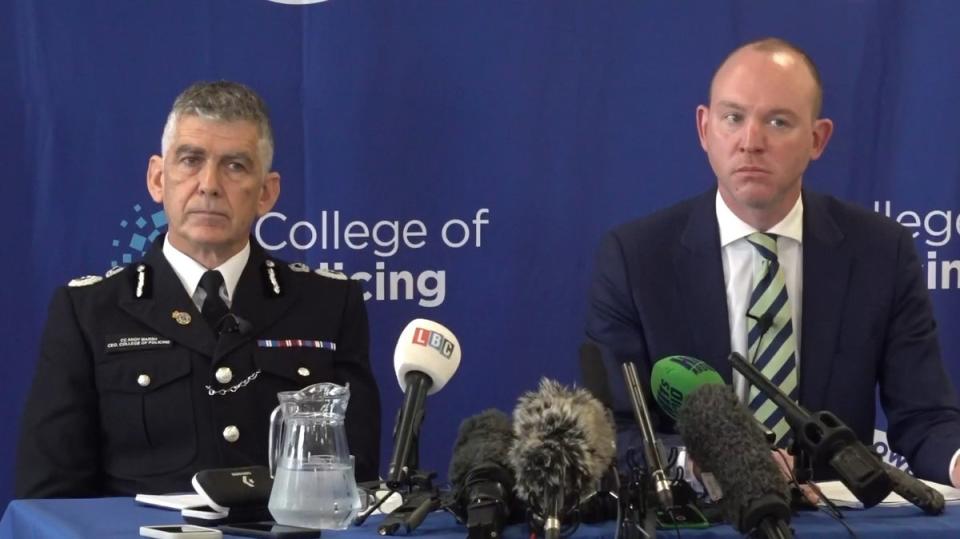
3 0 960 509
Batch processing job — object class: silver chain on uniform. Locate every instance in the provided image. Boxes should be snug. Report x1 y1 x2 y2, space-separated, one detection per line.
205 369 262 396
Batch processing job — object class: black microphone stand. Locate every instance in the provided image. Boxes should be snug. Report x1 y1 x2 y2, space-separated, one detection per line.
354 428 442 535
729 352 893 508
741 494 793 539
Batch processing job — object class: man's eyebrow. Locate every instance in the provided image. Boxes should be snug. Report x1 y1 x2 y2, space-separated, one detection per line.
174 144 206 158
767 107 800 118
222 151 254 165
714 101 746 111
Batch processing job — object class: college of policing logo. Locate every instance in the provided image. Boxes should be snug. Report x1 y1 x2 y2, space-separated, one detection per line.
111 203 167 268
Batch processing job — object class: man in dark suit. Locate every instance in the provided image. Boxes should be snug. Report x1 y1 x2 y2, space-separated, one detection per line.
586 38 960 486
16 81 381 497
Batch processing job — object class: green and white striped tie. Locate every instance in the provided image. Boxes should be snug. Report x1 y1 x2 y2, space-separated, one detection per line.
745 232 798 446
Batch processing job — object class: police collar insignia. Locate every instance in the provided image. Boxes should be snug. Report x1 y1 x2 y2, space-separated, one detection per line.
128 264 152 299
262 259 283 297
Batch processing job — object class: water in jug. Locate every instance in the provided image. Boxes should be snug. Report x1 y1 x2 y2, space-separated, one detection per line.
267 382 363 529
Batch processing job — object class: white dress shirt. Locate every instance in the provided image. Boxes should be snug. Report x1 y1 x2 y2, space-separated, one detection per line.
716 192 803 403
162 236 250 311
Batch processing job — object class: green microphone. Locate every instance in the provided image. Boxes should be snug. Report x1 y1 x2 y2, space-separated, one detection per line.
650 356 724 420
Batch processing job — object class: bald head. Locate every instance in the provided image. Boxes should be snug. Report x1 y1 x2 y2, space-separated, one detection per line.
709 38 823 119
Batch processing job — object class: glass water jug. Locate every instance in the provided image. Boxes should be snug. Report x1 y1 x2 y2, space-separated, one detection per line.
267 382 362 529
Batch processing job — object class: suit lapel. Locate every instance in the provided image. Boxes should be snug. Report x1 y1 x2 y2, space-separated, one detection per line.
798 192 850 410
220 243 299 358
119 243 216 358
674 190 733 380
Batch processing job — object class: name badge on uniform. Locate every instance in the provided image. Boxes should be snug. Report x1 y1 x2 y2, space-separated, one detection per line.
257 339 336 351
105 334 173 353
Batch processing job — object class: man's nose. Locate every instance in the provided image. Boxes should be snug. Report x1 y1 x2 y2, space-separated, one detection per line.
740 119 765 153
197 162 221 195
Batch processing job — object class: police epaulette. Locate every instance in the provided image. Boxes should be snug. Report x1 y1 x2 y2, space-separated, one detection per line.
67 275 103 287
314 268 348 281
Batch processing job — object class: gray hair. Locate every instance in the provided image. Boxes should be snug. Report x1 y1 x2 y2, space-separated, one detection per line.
160 80 275 172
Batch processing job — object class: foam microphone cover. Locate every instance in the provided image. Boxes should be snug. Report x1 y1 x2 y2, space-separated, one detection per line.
650 355 724 420
394 319 461 394
448 409 516 498
508 378 616 513
883 462 945 515
676 384 790 532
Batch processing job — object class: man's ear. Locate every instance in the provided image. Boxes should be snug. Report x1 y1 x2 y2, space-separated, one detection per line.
257 171 281 216
147 155 164 203
810 118 834 160
696 105 710 152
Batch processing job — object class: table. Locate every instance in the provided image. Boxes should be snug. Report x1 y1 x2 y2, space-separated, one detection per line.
2 497 959 538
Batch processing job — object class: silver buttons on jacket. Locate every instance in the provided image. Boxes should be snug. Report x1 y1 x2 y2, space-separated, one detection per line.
297 367 310 377
223 425 240 443
137 374 151 387
215 367 233 384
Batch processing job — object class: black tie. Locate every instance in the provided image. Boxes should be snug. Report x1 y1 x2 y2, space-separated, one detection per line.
199 270 229 333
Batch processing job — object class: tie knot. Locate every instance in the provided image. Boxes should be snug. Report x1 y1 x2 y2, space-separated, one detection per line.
199 270 225 298
747 232 779 261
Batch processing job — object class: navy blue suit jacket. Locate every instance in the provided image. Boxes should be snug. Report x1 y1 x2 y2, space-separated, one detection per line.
586 188 960 484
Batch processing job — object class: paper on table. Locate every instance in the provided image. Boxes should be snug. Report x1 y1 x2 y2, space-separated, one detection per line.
816 479 960 509
134 493 208 511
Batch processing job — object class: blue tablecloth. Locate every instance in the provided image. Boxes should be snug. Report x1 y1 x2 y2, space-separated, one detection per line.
2 497 960 538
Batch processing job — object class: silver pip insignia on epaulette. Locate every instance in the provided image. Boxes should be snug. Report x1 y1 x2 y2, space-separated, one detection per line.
68 275 103 287
289 262 310 273
262 259 282 297
314 268 348 280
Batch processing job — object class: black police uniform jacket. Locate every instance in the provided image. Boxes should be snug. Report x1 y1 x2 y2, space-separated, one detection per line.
15 238 381 498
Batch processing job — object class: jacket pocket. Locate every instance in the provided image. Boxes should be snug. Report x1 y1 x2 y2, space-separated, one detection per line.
96 350 197 477
254 347 338 390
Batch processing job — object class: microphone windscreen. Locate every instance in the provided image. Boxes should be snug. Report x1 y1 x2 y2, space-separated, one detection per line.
394 319 461 394
676 384 789 531
651 355 724 420
448 409 515 494
509 379 616 512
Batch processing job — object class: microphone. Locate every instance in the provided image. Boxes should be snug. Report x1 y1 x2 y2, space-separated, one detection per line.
746 312 774 338
650 355 725 420
578 343 672 507
677 383 793 538
217 313 252 335
728 352 893 509
619 359 673 509
882 461 945 515
448 410 518 539
387 319 461 488
509 378 616 539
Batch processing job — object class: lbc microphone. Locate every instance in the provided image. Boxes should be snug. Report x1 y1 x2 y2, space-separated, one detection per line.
677 383 793 538
508 378 616 539
728 352 893 509
387 319 461 488
448 410 518 539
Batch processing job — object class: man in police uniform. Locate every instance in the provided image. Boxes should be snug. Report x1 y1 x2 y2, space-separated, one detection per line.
15 81 381 497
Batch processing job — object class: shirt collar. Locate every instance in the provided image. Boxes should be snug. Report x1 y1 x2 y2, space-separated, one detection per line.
715 191 804 247
161 236 250 302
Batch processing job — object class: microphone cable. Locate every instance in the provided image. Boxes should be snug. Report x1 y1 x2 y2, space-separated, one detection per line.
771 450 859 538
